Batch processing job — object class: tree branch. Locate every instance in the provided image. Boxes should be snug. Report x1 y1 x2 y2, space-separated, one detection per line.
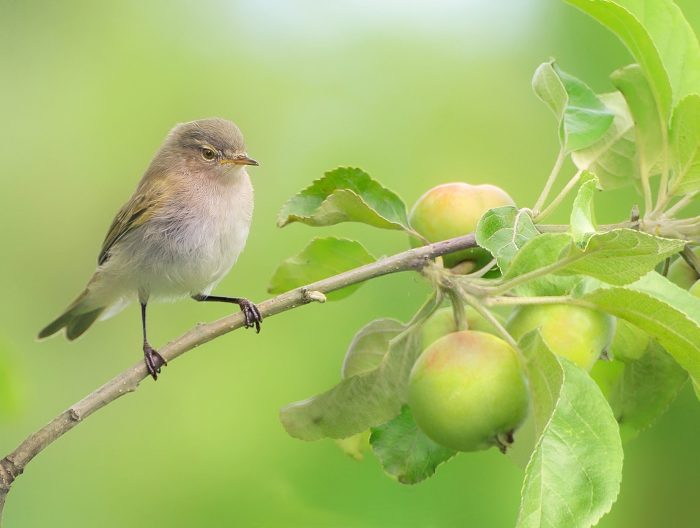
0 233 477 523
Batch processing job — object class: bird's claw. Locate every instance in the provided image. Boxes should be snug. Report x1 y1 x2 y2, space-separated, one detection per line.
238 298 263 333
143 344 167 380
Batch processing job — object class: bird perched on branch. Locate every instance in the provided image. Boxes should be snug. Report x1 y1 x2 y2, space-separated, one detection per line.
39 118 262 379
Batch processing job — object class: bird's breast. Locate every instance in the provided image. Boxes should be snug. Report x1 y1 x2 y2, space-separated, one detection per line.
179 171 254 279
111 170 255 299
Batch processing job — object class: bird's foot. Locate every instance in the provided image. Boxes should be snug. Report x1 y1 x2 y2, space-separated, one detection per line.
238 298 263 333
143 343 167 380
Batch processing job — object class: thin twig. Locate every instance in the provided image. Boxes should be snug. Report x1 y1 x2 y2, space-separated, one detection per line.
0 233 478 523
533 148 566 214
664 192 697 217
535 169 583 222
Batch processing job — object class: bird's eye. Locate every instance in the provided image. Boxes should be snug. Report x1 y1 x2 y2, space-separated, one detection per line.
201 147 216 161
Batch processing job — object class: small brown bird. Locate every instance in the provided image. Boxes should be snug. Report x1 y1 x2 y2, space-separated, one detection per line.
39 118 262 379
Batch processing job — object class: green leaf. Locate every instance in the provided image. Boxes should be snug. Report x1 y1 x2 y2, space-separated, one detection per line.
502 233 572 282
280 325 424 440
341 318 405 378
277 167 410 230
532 61 614 152
268 237 375 300
334 431 371 461
501 229 683 295
517 333 623 528
564 229 685 285
370 405 456 485
501 233 579 296
565 0 700 119
669 94 700 195
520 333 562 434
569 175 598 245
611 64 665 174
610 342 687 442
572 92 638 190
584 272 700 394
475 206 540 272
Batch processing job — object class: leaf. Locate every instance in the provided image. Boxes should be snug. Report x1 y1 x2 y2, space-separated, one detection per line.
370 406 456 485
341 318 405 378
565 0 700 119
583 272 700 394
610 342 687 442
268 237 375 300
501 229 683 296
532 61 614 152
517 333 623 528
280 325 424 440
334 431 371 461
277 167 410 230
500 233 578 296
610 64 665 174
520 333 562 434
502 233 572 282
564 230 684 285
475 206 540 271
572 92 638 190
669 94 700 195
569 175 598 245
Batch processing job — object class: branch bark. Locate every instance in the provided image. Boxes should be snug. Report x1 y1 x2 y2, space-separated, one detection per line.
0 233 477 524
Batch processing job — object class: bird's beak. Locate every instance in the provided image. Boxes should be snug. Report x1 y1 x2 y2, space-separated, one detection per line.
221 154 259 166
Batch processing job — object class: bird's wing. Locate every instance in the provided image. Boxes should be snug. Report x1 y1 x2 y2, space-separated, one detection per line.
98 179 168 265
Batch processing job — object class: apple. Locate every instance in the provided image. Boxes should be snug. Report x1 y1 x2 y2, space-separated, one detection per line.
506 304 614 371
589 360 625 401
408 182 514 268
408 331 529 452
609 319 649 363
667 249 700 290
420 306 501 350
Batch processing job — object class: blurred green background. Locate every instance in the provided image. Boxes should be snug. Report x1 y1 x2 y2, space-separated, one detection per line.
2 0 700 526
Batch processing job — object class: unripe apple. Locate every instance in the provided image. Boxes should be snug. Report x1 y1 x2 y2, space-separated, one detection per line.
420 306 501 350
667 249 700 290
408 183 514 268
589 360 625 401
408 331 529 452
506 304 615 371
609 319 649 363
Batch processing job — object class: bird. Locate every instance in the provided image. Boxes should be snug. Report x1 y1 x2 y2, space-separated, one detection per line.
38 118 262 380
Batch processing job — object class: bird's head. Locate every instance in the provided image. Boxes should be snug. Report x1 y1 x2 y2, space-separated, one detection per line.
162 118 258 177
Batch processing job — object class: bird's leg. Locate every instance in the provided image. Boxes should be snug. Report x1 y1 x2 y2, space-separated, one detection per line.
141 302 166 380
192 294 263 333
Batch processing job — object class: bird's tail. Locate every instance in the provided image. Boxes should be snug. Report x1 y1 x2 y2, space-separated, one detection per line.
38 290 107 341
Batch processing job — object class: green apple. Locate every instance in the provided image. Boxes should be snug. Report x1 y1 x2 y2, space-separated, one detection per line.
408 182 514 268
506 304 615 371
420 306 501 350
609 319 649 363
589 360 625 401
408 331 529 452
667 248 700 289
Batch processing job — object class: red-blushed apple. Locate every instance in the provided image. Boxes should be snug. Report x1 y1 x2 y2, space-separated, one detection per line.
408 331 529 452
408 183 514 268
506 304 614 371
420 306 501 350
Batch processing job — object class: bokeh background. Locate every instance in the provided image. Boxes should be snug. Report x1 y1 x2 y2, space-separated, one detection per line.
2 0 700 526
